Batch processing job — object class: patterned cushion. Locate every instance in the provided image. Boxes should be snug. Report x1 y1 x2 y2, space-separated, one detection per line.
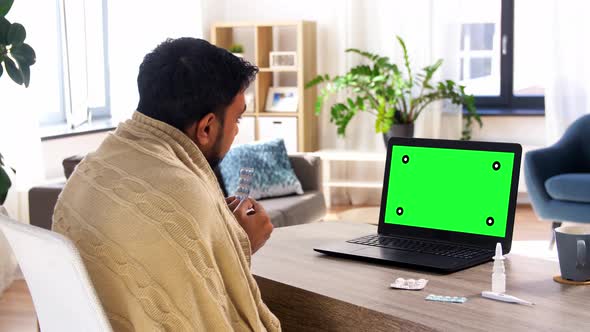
219 139 304 200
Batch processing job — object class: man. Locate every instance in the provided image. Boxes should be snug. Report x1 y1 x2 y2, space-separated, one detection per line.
53 38 280 331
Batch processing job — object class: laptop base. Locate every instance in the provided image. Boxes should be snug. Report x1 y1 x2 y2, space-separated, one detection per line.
314 240 493 273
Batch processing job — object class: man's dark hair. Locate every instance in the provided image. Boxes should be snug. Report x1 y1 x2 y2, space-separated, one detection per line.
136 38 258 131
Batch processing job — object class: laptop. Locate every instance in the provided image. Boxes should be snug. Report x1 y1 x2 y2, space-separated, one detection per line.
314 137 522 273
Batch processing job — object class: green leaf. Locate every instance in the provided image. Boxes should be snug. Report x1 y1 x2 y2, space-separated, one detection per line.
315 99 322 115
329 102 357 136
7 22 25 45
350 65 372 77
4 56 23 85
372 75 386 83
345 48 380 62
347 98 355 109
315 88 329 115
0 0 13 17
396 35 413 88
10 43 35 65
391 64 400 76
375 57 390 68
446 80 455 90
305 75 325 89
0 16 10 44
356 96 365 110
19 62 29 87
0 166 11 205
13 54 31 88
0 61 3 78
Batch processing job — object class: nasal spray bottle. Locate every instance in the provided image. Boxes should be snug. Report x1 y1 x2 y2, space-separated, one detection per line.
481 243 535 306
492 242 506 293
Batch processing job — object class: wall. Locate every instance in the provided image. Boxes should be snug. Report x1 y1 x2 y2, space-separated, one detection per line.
472 116 546 147
108 0 204 123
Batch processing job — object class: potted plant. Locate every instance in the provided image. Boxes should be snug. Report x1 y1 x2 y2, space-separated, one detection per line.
0 0 36 206
306 36 481 143
229 44 244 58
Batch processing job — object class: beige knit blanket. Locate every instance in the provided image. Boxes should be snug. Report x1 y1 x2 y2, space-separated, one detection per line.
53 112 280 331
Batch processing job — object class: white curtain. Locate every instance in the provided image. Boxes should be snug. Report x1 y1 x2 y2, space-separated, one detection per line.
544 0 590 144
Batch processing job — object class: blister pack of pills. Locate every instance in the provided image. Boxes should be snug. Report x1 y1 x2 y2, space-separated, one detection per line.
390 278 428 290
425 294 467 303
235 167 255 200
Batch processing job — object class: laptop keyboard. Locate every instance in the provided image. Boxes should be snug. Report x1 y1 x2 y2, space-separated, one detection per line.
347 234 494 260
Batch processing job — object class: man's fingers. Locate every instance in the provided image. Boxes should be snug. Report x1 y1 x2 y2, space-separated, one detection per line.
226 196 237 204
234 197 254 215
228 198 240 210
250 199 266 214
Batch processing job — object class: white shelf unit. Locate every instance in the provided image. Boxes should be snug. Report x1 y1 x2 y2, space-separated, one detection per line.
211 21 318 153
310 150 386 207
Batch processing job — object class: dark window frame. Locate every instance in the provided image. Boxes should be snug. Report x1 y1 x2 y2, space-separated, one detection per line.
474 0 545 115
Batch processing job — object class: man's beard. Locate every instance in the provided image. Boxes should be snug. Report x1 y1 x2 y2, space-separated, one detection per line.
206 130 224 169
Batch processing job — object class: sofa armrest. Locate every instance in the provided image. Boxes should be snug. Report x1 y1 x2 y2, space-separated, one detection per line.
28 183 64 230
63 155 85 179
289 154 322 192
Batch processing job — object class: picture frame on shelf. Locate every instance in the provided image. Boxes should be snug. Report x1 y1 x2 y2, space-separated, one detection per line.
269 51 297 69
265 87 298 112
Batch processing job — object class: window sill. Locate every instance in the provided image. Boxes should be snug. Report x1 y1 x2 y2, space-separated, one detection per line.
467 108 545 116
40 118 116 141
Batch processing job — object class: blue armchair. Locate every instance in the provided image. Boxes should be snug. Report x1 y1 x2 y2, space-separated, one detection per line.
524 114 590 247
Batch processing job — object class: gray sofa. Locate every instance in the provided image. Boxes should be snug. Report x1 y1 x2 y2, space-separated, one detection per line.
29 154 326 230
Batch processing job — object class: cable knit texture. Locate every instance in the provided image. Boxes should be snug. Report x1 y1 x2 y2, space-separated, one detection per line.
52 111 281 332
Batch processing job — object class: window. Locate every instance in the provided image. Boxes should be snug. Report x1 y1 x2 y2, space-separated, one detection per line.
41 0 110 127
458 0 545 112
460 23 499 96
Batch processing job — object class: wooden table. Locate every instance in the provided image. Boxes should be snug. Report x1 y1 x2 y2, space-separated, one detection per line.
251 222 590 331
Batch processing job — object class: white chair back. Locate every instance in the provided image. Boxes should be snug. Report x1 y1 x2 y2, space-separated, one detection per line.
0 215 112 332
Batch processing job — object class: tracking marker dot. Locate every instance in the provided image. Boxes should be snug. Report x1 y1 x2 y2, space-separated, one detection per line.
396 207 404 216
402 155 410 164
486 217 495 226
492 161 501 171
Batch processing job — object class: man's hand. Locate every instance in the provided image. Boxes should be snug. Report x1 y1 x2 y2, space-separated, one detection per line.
226 196 273 254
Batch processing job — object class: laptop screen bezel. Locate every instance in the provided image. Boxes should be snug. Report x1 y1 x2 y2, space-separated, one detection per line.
377 137 522 253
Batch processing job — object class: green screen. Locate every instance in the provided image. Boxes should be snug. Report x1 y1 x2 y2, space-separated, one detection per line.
384 145 515 237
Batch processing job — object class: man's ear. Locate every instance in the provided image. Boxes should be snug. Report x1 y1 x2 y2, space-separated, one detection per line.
187 113 217 147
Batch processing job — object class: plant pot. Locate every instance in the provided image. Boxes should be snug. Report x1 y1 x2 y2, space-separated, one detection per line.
383 123 414 146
